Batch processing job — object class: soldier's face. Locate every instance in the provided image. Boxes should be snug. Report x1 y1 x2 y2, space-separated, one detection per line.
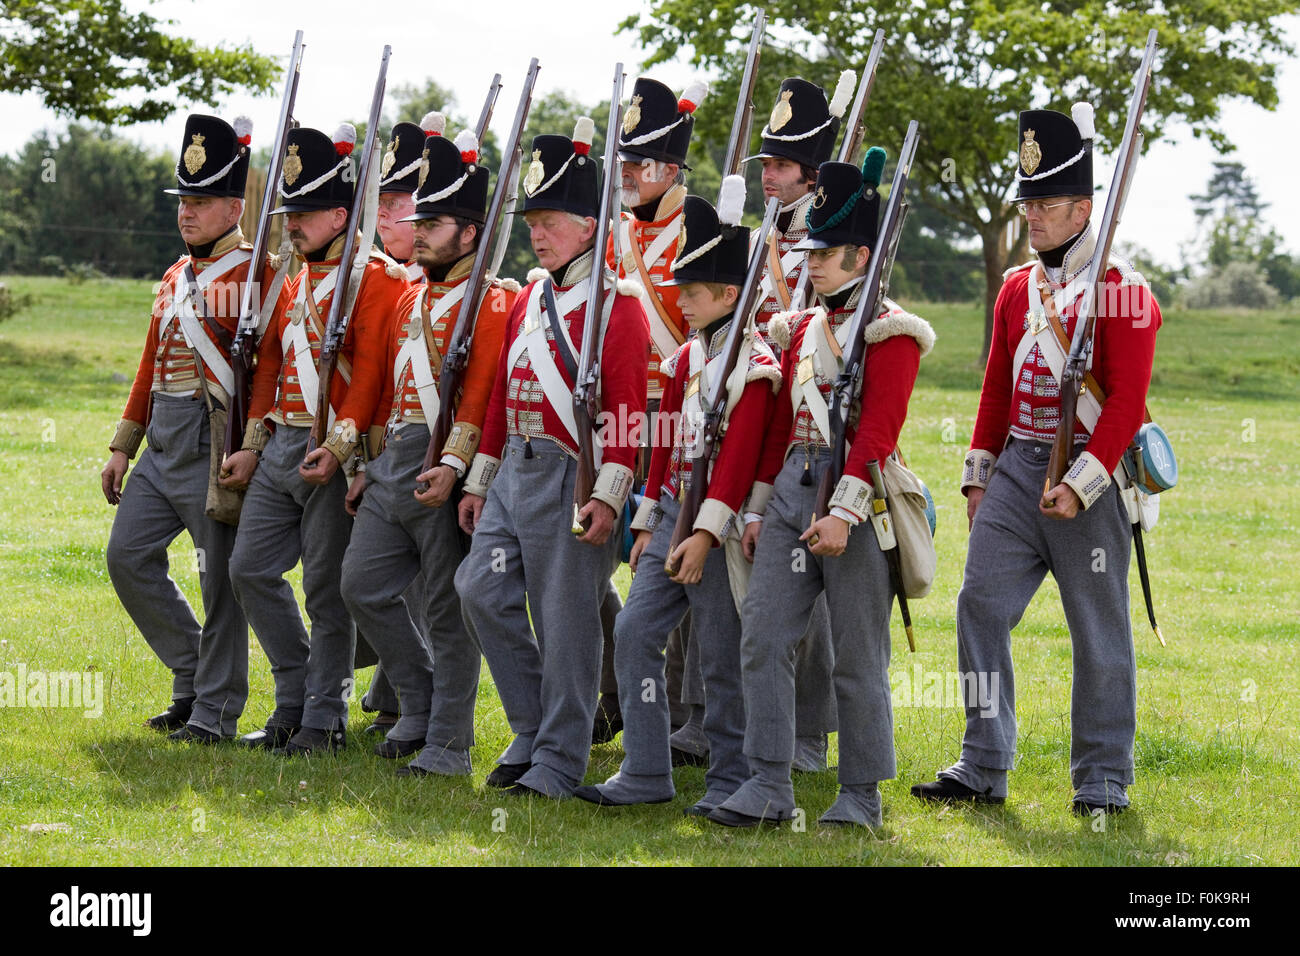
1024 197 1091 252
377 193 416 260
284 207 348 256
177 196 241 247
760 157 814 206
677 282 738 330
411 217 476 270
619 157 674 209
806 244 870 295
524 209 596 273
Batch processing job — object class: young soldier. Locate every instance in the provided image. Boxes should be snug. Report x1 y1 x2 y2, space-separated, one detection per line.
455 120 650 799
912 104 1161 815
338 128 515 772
576 179 780 813
219 123 409 755
710 151 935 828
358 112 443 736
103 114 289 743
598 75 708 746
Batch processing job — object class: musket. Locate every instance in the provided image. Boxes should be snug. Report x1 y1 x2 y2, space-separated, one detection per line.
1043 28 1158 498
475 73 503 142
223 30 304 458
307 45 390 455
811 120 920 650
571 62 626 535
664 195 780 575
785 32 886 311
417 58 540 493
721 9 765 177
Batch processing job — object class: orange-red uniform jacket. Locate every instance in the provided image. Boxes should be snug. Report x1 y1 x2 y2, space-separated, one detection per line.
110 228 291 457
241 234 410 461
634 318 780 545
965 243 1161 509
604 184 689 399
466 254 650 513
753 294 932 523
343 255 515 471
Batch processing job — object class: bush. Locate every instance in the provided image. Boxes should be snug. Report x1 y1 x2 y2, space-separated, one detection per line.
0 281 34 323
63 262 106 284
1180 261 1280 310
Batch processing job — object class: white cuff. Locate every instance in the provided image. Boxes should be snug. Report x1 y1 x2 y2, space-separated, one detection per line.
440 454 467 478
746 481 774 516
743 511 764 525
694 498 737 544
463 453 500 498
631 496 663 532
961 448 998 493
828 474 874 524
829 506 861 527
590 463 636 513
1062 450 1111 510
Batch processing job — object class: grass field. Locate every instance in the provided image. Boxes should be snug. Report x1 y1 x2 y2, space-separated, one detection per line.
1 274 1297 866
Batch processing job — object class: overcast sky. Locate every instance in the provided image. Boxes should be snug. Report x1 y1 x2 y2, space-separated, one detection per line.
5 1 1297 267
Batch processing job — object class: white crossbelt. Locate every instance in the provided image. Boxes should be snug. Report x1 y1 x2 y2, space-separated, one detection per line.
282 266 345 423
393 283 466 432
790 308 854 446
165 247 250 398
621 214 684 360
756 237 805 307
1012 263 1103 434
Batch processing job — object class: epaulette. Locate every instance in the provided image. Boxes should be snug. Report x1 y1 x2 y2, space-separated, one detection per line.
1003 260 1035 281
661 340 690 380
1106 251 1150 291
526 266 549 285
744 335 782 392
864 300 937 358
496 277 522 294
768 306 821 351
366 247 407 280
615 277 642 298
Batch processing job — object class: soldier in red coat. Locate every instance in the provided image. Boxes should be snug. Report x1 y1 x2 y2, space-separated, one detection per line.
912 104 1161 816
219 123 409 755
455 120 650 798
102 114 289 742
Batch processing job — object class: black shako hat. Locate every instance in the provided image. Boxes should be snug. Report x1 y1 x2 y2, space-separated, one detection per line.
666 175 749 286
399 129 490 225
521 118 600 219
270 124 356 215
618 76 707 167
748 73 856 170
794 147 887 252
165 113 252 198
1011 103 1095 202
379 113 445 195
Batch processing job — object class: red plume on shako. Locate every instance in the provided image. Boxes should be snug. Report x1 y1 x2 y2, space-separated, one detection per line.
333 123 356 157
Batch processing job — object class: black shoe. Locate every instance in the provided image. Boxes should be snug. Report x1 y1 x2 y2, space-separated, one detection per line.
706 807 786 829
374 737 424 759
144 698 194 733
501 782 544 798
671 746 708 767
396 764 429 778
573 785 672 807
364 712 399 736
485 762 531 789
279 726 345 756
910 778 1005 805
1072 799 1127 817
167 724 223 745
683 801 716 818
591 697 623 744
239 725 298 750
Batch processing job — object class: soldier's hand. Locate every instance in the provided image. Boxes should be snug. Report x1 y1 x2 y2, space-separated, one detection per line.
101 451 129 505
300 447 340 485
742 519 762 562
414 464 457 509
1039 482 1080 520
801 514 849 557
667 530 713 585
966 487 985 531
345 472 367 516
220 450 259 491
575 499 617 547
459 493 486 535
628 530 653 574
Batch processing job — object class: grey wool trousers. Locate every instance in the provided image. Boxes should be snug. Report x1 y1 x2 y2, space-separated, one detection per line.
738 448 897 803
107 392 248 736
456 436 621 797
341 423 478 749
613 495 748 804
229 425 356 731
943 438 1137 806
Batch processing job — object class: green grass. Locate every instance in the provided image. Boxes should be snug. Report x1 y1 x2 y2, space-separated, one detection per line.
1 276 1297 866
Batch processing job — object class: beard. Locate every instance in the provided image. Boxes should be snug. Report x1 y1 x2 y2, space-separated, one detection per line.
414 229 466 270
620 185 642 209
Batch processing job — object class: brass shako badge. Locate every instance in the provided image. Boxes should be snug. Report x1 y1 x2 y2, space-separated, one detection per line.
1020 129 1042 176
184 134 207 176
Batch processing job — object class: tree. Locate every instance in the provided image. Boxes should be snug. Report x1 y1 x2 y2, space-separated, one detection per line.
623 0 1300 361
1 0 279 124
